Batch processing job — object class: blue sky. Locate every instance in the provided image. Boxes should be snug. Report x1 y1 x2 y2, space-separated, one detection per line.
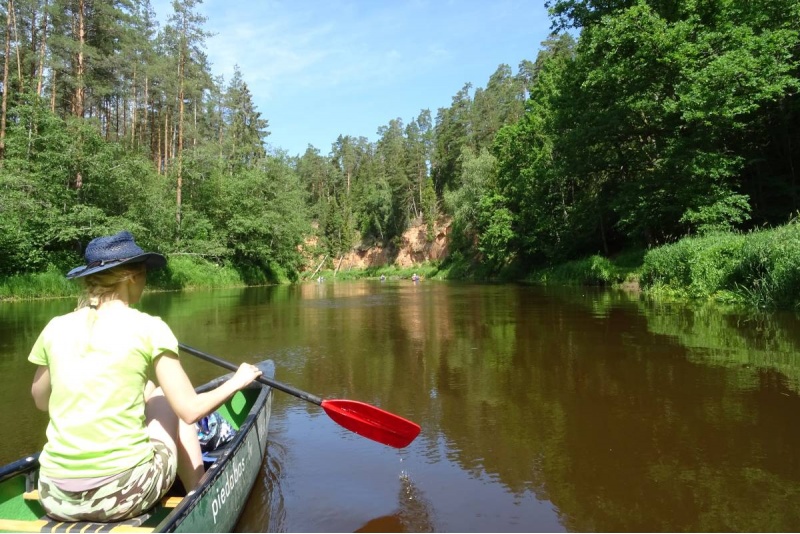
150 1 553 157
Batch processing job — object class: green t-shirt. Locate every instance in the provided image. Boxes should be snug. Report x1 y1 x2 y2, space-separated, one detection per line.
28 306 180 479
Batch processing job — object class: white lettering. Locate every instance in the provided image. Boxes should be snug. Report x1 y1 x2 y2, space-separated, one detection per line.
210 443 252 524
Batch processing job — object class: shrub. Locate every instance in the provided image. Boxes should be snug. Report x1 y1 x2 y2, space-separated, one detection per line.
0 266 78 300
641 221 800 309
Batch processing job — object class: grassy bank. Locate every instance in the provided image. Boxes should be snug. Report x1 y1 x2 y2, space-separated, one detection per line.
6 222 800 310
0 256 247 301
525 220 800 310
303 262 444 282
524 249 645 289
0 266 79 300
640 221 800 309
0 257 446 301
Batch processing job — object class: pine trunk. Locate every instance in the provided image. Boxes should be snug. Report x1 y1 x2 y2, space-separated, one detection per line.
74 0 86 117
130 66 137 145
10 0 21 91
0 0 11 161
35 1 47 97
176 32 186 230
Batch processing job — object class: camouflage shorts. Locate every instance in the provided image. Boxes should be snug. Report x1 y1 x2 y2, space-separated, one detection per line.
38 440 177 522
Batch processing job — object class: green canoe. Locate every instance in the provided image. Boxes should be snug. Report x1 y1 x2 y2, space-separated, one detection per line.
0 360 274 533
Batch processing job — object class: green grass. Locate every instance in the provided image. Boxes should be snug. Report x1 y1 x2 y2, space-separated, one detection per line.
525 249 645 288
7 221 800 311
517 221 800 310
0 256 248 301
641 221 800 309
151 256 246 290
0 266 79 300
640 232 746 302
306 261 444 282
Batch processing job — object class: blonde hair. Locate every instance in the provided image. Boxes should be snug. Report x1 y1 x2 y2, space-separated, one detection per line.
76 263 146 310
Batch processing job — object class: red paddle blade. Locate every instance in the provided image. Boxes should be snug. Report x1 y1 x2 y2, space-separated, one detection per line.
321 399 421 448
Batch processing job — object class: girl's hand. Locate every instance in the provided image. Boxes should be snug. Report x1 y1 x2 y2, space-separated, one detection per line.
228 362 263 391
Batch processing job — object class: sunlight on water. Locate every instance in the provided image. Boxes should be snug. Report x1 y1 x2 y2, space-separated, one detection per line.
8 282 800 532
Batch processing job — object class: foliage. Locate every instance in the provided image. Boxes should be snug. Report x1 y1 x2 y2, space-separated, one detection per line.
0 266 79 300
641 232 747 299
641 221 800 309
475 193 515 271
487 0 800 271
213 158 309 281
312 261 443 282
729 222 800 309
444 147 498 255
1 253 249 300
421 177 438 239
2 0 800 310
492 33 580 263
148 255 244 290
527 250 644 287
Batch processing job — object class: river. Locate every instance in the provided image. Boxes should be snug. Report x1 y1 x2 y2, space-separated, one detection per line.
2 280 800 532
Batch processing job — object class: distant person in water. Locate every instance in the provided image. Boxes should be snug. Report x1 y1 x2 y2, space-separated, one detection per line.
380 274 386 282
28 230 262 522
412 273 420 282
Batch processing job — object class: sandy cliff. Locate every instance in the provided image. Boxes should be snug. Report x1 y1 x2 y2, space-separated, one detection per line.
304 217 452 272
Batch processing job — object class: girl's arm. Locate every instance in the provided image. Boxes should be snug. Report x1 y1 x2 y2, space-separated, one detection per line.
31 366 51 411
154 353 261 424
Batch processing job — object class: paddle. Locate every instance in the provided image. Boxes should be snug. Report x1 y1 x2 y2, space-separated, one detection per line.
179 343 421 449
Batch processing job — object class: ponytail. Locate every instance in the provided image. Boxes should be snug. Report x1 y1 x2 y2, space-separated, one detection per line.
75 263 145 345
75 263 145 310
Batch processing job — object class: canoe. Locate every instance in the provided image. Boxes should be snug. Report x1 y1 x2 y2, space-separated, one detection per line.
0 359 274 533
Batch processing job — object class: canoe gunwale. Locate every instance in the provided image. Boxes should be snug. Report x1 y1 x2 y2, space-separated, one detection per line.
156 365 273 532
0 454 39 486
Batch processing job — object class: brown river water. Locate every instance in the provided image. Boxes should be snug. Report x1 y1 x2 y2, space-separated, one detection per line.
3 280 800 532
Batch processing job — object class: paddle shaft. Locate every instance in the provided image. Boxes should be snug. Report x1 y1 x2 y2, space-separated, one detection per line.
178 343 323 406
179 343 422 448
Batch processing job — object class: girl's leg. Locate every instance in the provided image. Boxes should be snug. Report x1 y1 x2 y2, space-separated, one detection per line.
145 381 204 490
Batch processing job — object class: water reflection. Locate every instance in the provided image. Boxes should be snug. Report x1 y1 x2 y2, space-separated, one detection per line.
234 439 287 533
4 282 800 531
355 474 437 532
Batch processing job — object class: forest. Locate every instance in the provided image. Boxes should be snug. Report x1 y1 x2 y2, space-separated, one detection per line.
0 0 798 305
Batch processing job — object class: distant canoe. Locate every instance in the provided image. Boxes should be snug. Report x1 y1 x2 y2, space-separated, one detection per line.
0 360 274 533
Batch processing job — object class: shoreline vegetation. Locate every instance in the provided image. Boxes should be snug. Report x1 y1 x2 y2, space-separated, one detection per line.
4 219 800 311
0 3 797 318
523 218 800 311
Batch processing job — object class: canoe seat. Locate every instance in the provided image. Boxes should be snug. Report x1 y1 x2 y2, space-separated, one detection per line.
0 517 156 533
0 492 184 533
23 489 182 508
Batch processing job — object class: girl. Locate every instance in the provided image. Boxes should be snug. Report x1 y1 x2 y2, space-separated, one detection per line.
29 231 262 522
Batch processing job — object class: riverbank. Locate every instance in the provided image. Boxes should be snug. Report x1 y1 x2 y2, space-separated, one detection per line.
0 256 249 301
4 221 800 311
524 220 800 311
302 219 800 312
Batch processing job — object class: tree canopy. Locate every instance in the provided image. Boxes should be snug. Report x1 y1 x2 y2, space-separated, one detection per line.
0 0 797 283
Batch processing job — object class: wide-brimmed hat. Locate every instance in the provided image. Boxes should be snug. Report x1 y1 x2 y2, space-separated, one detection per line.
66 231 166 279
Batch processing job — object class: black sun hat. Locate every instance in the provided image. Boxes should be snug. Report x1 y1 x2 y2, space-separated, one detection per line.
66 231 166 279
